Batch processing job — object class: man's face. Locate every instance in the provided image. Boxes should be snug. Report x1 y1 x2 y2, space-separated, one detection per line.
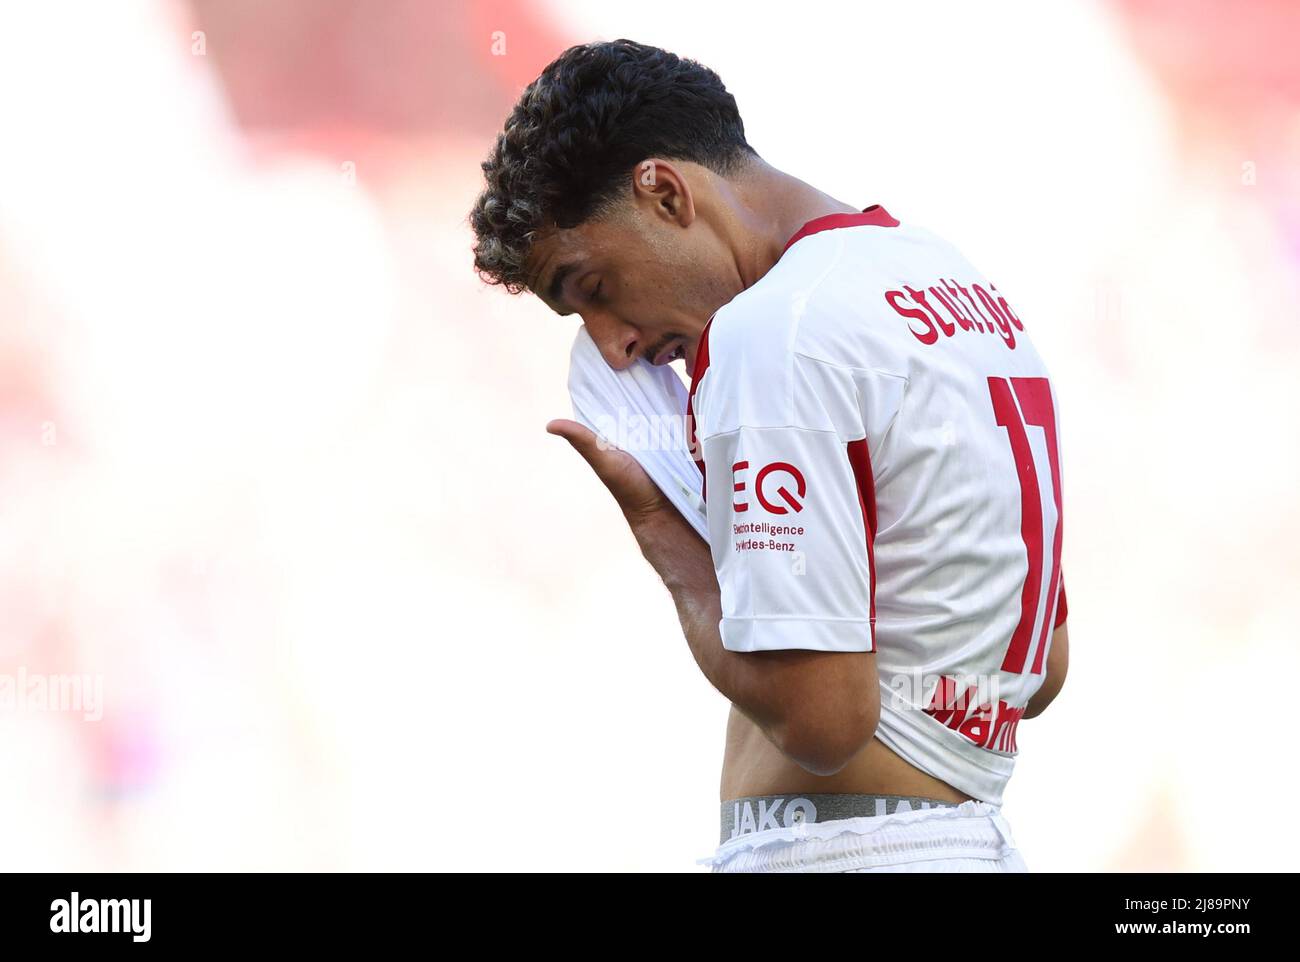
526 165 742 374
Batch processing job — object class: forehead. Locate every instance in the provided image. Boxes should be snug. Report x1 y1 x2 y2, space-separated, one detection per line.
526 216 638 295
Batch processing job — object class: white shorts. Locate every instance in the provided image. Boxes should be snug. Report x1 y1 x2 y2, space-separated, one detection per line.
701 799 1028 873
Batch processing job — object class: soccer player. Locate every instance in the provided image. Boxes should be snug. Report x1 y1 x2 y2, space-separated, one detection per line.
470 40 1067 872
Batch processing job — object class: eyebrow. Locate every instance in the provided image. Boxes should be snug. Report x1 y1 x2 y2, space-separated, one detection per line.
546 262 578 310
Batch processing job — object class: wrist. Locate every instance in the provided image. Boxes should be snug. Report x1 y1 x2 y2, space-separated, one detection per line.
628 510 716 597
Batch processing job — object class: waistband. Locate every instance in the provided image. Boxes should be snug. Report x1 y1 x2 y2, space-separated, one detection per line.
721 793 961 845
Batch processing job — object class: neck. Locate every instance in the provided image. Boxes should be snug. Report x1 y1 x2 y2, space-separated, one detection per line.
723 159 859 289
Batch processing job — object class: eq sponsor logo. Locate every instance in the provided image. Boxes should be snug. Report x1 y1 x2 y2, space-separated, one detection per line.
731 460 806 514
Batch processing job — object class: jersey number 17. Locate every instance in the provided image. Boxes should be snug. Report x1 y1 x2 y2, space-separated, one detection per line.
988 376 1063 677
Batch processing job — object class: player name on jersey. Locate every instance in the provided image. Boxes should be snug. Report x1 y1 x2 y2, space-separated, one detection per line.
884 280 1024 349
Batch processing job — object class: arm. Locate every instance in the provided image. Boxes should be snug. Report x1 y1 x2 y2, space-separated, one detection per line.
633 502 878 776
547 419 878 776
1024 621 1068 719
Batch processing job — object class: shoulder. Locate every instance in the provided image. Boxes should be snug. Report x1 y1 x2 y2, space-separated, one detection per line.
707 274 800 372
692 264 858 439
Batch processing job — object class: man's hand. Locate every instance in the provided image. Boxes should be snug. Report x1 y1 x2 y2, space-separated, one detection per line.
545 419 675 528
547 417 710 596
545 417 878 777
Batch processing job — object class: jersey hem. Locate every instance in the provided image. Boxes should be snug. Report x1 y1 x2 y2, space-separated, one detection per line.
721 616 875 653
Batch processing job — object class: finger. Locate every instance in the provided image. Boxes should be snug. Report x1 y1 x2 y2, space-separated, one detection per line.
546 417 592 441
547 418 667 519
546 418 623 477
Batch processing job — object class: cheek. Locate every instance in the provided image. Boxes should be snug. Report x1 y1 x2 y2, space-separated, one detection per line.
623 266 685 318
673 258 731 312
620 244 725 321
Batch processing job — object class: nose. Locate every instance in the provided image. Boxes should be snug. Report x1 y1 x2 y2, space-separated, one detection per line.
586 314 641 371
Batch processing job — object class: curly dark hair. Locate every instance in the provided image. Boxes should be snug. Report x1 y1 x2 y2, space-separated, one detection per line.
469 39 757 293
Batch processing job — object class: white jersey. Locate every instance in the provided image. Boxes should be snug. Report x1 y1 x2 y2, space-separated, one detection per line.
687 207 1066 805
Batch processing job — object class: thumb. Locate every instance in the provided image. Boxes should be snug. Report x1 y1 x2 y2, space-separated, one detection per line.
546 418 623 477
547 417 668 520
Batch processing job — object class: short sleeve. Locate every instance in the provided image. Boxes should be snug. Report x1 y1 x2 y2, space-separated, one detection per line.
1054 576 1068 628
699 417 875 654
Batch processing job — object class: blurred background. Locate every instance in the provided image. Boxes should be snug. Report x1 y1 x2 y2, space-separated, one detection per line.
1 0 1296 871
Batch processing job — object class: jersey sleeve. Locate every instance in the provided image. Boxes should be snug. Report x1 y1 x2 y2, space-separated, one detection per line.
697 358 875 654
1054 577 1068 628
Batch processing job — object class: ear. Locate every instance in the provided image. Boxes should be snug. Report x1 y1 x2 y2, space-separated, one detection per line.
629 159 696 228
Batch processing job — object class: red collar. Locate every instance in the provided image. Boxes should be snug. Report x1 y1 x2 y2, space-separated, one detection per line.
689 205 896 396
688 315 714 391
781 205 899 254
